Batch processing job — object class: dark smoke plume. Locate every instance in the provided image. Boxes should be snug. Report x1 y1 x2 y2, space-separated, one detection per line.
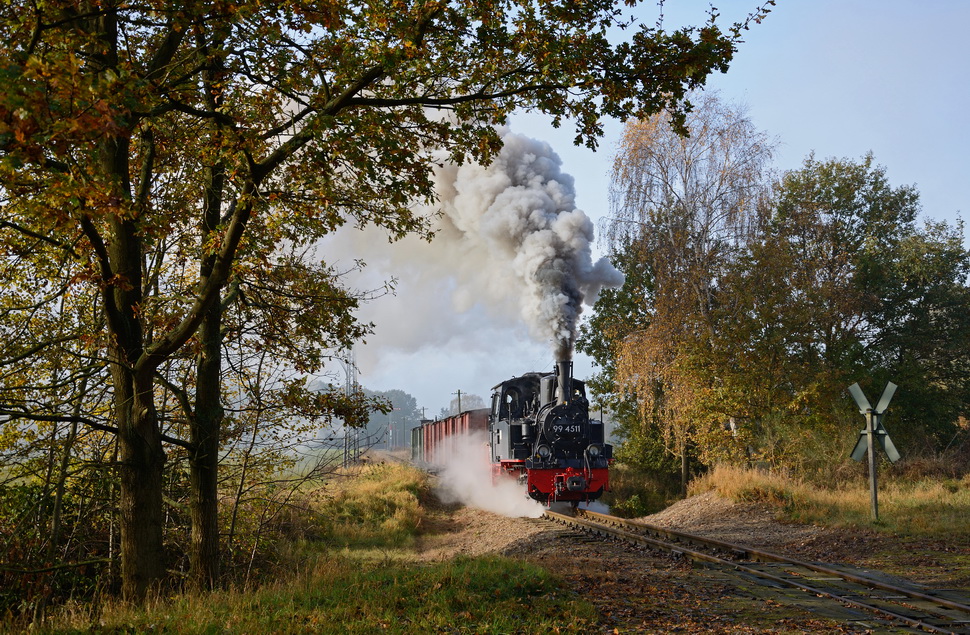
329 129 623 363
431 130 624 359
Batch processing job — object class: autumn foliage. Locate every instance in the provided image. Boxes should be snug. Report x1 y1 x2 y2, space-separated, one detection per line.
585 93 970 483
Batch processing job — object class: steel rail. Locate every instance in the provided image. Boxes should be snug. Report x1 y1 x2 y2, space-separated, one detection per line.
577 508 970 616
544 509 969 634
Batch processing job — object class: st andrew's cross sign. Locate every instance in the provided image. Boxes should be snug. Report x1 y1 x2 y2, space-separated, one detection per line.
847 382 900 521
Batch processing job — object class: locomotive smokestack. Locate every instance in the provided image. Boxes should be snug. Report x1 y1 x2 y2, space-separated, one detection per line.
556 360 573 405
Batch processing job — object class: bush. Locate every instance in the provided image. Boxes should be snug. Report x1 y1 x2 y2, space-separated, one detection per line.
604 463 680 518
0 481 112 622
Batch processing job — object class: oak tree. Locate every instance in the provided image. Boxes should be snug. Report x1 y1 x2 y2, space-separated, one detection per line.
725 155 970 464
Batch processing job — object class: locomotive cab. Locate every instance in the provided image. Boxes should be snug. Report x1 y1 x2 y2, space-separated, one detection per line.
489 373 542 463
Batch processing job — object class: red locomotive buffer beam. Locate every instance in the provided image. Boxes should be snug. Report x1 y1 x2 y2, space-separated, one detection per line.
491 459 609 505
528 466 609 504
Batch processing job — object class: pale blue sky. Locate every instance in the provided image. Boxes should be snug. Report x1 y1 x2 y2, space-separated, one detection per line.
350 1 970 415
518 0 968 236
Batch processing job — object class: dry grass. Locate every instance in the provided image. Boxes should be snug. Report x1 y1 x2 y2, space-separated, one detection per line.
691 464 970 538
320 461 431 549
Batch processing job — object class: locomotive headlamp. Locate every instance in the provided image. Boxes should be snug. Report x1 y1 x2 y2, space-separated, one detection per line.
536 444 552 459
586 443 602 458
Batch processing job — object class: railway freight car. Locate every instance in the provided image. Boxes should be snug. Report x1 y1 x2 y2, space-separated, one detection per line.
411 408 488 467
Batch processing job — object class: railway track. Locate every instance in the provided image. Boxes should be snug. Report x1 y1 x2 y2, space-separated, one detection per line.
544 508 970 634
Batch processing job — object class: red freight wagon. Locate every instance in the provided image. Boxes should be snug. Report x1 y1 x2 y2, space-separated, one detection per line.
415 408 488 466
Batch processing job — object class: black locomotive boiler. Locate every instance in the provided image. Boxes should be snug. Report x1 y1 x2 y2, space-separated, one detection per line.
488 360 611 505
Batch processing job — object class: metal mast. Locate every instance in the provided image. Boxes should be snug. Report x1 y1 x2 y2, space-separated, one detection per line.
341 348 360 466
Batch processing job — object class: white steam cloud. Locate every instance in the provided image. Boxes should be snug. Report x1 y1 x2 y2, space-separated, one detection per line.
329 128 624 368
434 432 544 518
431 131 625 360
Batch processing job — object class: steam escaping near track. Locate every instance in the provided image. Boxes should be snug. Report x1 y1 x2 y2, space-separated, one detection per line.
435 432 544 518
431 130 625 360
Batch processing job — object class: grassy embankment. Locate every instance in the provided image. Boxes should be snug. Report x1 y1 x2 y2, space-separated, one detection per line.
29 457 970 632
690 463 970 539
35 462 596 634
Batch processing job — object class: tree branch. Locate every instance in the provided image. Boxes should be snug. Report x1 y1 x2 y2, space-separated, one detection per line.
0 334 79 367
0 409 193 450
0 220 77 255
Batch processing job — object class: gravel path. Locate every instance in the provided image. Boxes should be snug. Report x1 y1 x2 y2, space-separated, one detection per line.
415 504 548 561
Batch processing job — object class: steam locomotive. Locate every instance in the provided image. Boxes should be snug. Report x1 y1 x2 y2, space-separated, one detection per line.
412 361 612 506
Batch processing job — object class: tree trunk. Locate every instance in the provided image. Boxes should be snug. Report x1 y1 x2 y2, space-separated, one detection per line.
189 121 227 588
115 370 166 602
189 295 222 589
102 173 167 601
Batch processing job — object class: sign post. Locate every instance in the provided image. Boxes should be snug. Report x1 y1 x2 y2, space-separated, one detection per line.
847 382 900 521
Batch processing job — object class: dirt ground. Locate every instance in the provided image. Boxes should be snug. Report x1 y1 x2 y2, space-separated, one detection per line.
415 492 970 633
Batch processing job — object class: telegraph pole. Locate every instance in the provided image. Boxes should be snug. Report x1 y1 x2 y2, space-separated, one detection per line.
453 389 462 414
